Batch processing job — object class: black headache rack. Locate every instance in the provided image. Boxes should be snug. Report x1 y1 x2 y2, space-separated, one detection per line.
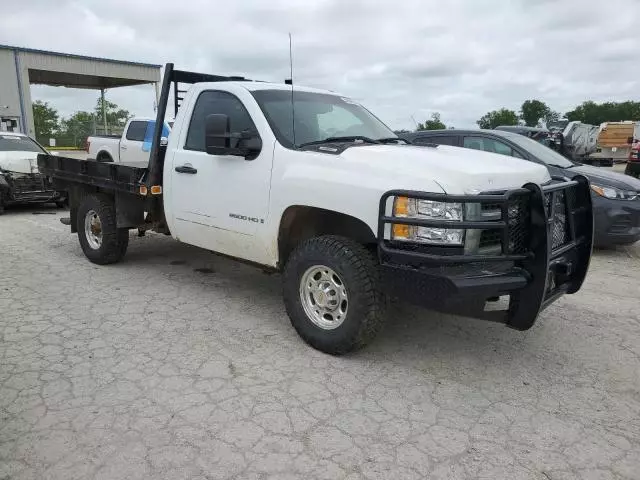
378 175 593 331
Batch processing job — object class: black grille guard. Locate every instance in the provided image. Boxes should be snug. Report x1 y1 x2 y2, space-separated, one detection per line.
377 175 594 330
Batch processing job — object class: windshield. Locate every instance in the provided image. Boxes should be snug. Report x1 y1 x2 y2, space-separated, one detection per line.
251 89 396 148
504 133 575 168
0 134 46 153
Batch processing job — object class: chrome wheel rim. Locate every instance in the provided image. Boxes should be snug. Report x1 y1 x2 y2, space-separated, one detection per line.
299 265 348 330
84 210 102 250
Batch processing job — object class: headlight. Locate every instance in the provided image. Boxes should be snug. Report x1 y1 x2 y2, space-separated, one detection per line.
391 197 464 245
591 184 638 200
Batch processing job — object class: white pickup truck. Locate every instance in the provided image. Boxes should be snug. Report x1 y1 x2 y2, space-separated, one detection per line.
39 64 594 354
87 117 171 163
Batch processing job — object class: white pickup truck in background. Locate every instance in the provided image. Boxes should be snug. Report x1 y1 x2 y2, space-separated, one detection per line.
87 117 171 163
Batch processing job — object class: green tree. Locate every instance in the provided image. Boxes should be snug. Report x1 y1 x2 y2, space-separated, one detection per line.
60 111 95 148
520 99 550 127
476 109 519 129
566 101 640 125
32 100 59 144
417 112 446 130
94 97 131 128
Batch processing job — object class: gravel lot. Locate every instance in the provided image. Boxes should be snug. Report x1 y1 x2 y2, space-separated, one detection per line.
1 207 639 480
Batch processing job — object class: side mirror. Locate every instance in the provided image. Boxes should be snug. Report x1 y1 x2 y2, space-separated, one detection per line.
204 114 262 160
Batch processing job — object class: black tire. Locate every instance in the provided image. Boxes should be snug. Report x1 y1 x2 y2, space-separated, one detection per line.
77 194 129 265
283 235 386 355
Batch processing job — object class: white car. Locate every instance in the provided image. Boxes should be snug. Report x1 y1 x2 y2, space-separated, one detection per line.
0 132 65 214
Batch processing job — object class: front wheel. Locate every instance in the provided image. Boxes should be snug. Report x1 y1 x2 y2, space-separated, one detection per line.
283 235 386 355
77 194 129 264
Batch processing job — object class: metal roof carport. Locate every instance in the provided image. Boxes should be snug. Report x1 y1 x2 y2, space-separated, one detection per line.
0 45 161 137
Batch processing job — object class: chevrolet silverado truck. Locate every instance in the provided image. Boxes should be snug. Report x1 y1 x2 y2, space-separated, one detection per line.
38 64 594 354
87 117 171 163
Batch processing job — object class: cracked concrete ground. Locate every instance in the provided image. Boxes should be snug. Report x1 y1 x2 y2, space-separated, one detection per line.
1 206 639 480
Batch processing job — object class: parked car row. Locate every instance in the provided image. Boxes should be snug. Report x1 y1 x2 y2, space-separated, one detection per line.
400 129 640 247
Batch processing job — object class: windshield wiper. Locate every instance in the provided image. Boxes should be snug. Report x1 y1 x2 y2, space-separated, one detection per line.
298 136 381 148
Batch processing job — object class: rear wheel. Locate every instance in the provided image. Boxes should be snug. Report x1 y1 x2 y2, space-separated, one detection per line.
283 235 386 355
77 194 129 264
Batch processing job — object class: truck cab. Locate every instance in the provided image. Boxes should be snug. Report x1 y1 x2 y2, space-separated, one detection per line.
38 64 594 355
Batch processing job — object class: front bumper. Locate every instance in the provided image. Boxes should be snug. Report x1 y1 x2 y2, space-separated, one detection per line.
378 176 593 330
0 173 61 204
592 194 640 246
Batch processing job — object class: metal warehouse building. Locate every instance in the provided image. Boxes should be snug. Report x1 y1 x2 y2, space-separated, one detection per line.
0 44 161 137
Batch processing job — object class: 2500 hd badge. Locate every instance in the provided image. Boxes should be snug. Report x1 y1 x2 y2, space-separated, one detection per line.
229 213 264 224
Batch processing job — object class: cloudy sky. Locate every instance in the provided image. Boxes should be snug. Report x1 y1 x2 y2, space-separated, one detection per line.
1 0 639 130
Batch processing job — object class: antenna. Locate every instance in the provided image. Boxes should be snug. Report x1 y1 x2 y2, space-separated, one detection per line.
288 33 297 147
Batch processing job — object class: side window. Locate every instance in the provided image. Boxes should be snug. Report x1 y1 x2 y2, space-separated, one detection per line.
126 121 148 141
463 137 514 157
490 140 513 156
414 135 457 146
513 149 525 159
463 136 484 151
185 91 258 151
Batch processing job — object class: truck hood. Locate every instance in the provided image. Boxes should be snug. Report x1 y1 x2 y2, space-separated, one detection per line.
336 144 551 194
0 151 40 174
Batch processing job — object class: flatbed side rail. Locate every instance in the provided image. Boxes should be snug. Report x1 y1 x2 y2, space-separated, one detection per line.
37 154 147 195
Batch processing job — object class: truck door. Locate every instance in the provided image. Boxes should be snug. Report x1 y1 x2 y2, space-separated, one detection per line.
119 120 148 163
168 90 273 262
